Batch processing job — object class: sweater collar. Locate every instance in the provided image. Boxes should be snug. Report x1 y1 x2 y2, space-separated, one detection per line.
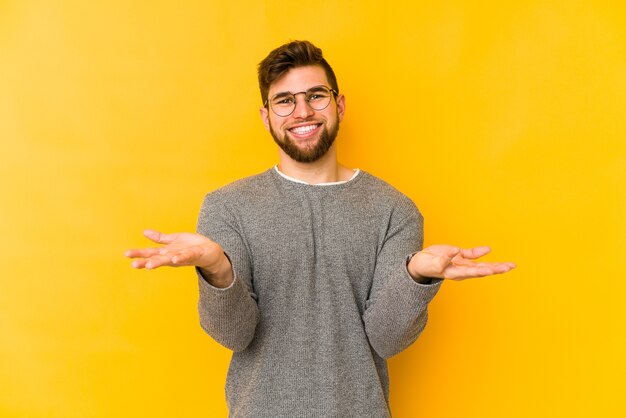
273 165 360 186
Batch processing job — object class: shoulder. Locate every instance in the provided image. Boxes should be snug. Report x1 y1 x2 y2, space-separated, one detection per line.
203 169 276 203
356 171 419 213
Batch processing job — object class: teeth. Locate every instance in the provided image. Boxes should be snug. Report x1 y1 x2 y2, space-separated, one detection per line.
290 124 318 135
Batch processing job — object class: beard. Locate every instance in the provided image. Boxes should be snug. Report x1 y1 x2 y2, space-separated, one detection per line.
269 117 340 163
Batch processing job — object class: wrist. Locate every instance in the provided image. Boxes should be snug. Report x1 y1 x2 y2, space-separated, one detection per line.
407 252 434 284
199 252 234 288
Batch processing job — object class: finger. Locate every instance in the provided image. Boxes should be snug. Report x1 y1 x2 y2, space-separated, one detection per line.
445 263 514 280
130 258 149 269
451 258 497 268
477 261 516 271
171 248 196 265
459 265 495 278
171 245 208 266
125 248 163 259
143 229 178 245
452 259 517 270
444 267 491 280
144 254 179 269
460 246 491 260
146 249 204 269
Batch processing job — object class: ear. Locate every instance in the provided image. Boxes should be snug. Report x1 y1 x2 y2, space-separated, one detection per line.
336 94 346 122
259 106 270 131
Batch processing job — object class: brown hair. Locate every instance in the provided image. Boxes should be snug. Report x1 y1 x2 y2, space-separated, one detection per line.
257 40 339 104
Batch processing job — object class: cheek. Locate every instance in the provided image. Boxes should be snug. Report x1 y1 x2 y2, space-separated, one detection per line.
272 117 289 133
267 117 277 131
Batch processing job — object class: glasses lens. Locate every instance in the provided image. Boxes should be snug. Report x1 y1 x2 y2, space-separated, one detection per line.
306 87 332 111
270 94 296 117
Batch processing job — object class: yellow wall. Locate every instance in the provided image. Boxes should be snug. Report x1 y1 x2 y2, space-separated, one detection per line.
1 1 624 417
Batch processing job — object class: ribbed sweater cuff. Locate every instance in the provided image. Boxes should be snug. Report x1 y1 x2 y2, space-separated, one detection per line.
398 266 443 308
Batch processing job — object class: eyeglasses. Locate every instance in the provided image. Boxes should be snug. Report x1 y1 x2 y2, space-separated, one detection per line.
265 85 338 117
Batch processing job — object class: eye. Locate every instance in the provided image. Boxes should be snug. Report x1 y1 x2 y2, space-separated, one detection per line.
307 92 329 102
307 89 330 102
272 96 295 106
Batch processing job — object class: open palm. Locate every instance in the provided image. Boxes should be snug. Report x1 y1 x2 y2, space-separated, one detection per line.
408 245 516 281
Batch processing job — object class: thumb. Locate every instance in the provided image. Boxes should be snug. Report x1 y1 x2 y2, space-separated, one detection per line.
143 229 177 244
446 246 461 260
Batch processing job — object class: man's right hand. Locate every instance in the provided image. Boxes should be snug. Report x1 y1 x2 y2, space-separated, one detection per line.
125 229 234 288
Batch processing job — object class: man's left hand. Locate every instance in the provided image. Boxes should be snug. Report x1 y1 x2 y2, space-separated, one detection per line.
407 245 516 282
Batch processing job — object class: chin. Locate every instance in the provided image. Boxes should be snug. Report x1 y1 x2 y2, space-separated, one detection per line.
270 120 339 164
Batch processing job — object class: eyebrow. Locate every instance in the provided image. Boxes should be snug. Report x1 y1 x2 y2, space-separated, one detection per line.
307 85 328 93
271 85 329 98
271 91 293 100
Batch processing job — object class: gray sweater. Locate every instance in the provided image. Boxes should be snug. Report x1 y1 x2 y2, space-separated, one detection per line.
196 168 442 417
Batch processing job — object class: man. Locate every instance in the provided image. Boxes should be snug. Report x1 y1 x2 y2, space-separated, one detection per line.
125 40 515 417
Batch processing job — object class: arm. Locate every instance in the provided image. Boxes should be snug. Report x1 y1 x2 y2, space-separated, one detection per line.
195 193 259 351
362 207 442 359
362 203 517 359
124 196 260 352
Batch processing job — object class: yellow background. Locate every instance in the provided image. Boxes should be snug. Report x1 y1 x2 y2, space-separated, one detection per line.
1 1 624 417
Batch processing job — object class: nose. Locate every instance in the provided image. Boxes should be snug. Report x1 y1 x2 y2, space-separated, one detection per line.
292 93 315 119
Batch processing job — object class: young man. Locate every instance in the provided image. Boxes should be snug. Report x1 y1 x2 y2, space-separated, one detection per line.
126 41 515 417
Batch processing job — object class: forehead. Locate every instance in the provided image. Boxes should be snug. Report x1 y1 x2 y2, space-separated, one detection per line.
268 65 330 96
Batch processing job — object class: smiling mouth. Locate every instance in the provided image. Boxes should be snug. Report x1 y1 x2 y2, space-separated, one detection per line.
288 123 322 137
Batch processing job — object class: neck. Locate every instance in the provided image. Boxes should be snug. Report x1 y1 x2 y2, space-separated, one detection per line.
277 145 353 185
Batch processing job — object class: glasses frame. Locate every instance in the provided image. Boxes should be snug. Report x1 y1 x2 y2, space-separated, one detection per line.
264 85 339 117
